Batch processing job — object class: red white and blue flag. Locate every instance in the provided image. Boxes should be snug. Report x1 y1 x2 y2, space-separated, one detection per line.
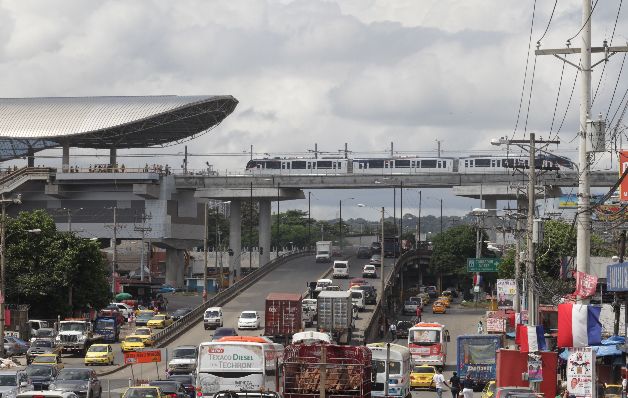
515 324 546 353
473 274 482 285
557 303 602 348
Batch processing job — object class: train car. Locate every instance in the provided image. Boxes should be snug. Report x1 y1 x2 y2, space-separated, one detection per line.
246 157 350 175
458 155 574 174
352 157 455 174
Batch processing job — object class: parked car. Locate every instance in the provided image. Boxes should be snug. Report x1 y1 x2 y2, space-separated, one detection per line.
50 368 101 398
166 374 195 398
27 340 61 365
170 308 192 322
3 337 20 357
211 327 238 342
147 381 187 398
167 345 198 375
158 284 177 293
237 311 261 330
25 364 58 391
6 337 29 355
356 246 371 259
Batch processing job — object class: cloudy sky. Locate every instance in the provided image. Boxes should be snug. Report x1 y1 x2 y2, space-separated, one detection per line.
0 0 626 220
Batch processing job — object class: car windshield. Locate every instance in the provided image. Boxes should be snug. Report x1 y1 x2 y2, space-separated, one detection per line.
214 329 235 337
136 328 151 335
95 319 114 330
33 356 55 363
205 311 220 318
153 315 166 320
59 322 86 332
88 346 108 352
364 266 374 270
138 313 153 320
126 337 143 343
168 375 193 385
33 340 53 348
351 292 363 299
36 329 54 337
26 366 53 377
413 366 435 374
0 375 16 386
57 369 90 381
172 348 196 359
124 388 161 398
241 312 257 319
334 263 347 268
173 309 189 316
149 382 178 393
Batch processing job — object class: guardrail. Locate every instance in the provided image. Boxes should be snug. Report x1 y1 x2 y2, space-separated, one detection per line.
361 250 417 343
152 250 313 348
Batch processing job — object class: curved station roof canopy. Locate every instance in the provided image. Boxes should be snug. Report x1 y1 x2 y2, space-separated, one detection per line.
0 95 238 161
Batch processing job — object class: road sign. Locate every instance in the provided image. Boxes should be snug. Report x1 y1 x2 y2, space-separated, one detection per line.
467 258 500 272
123 349 162 365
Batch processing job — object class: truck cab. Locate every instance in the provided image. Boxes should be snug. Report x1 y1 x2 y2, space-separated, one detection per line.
315 241 332 263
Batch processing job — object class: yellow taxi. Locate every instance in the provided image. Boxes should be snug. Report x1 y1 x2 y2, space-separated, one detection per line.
133 327 155 346
135 307 154 317
146 314 173 329
437 295 451 307
32 353 63 370
604 384 623 398
481 381 496 398
410 364 436 389
121 335 146 352
121 386 166 398
84 344 114 366
432 301 447 314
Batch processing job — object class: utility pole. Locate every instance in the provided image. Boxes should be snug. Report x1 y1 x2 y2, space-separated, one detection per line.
381 207 386 312
134 212 152 282
112 207 117 295
436 139 441 158
308 192 311 250
527 133 538 326
535 1 628 286
203 203 209 302
418 191 422 245
614 230 626 335
440 199 443 234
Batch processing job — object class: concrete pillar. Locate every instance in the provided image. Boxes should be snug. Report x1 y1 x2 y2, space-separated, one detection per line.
484 197 497 242
110 148 117 167
62 143 70 172
229 200 242 285
258 200 271 266
27 146 34 167
165 248 185 288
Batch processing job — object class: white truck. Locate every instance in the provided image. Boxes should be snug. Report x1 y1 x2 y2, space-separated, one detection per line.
55 319 102 355
317 290 354 344
315 241 332 263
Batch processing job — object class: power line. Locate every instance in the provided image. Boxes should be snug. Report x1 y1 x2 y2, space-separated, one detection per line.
592 0 623 105
566 0 599 43
537 0 559 43
606 52 627 123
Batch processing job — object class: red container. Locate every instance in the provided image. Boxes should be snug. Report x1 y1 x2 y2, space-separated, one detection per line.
264 293 302 337
496 349 557 398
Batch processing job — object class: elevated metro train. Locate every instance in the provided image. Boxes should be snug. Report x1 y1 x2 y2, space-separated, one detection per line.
245 154 575 175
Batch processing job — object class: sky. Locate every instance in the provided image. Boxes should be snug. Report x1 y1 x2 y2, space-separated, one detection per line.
0 0 626 221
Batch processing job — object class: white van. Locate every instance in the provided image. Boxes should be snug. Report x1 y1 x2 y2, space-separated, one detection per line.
332 261 349 279
203 307 223 330
349 289 365 311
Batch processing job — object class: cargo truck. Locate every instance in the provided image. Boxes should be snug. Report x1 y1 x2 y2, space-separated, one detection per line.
264 293 303 343
315 241 332 263
55 319 103 355
317 291 353 344
457 334 504 390
283 343 372 398
93 316 120 343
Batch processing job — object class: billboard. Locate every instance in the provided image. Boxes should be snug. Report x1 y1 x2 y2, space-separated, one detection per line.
607 262 628 291
567 348 595 398
496 279 516 309
621 151 628 202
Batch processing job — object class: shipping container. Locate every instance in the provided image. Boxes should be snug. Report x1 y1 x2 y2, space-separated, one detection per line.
264 293 303 339
317 291 353 344
283 343 372 398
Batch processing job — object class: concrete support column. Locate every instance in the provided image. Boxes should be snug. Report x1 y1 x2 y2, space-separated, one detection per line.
229 200 242 285
258 200 271 266
484 197 497 242
27 146 34 167
62 143 70 172
110 148 117 167
165 248 185 288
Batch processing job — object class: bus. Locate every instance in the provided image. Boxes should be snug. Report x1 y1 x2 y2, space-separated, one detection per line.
367 343 412 398
196 336 284 395
407 322 450 368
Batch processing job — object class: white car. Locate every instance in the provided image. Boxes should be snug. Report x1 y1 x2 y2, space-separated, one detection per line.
110 302 133 319
237 311 261 330
362 265 377 278
332 261 349 279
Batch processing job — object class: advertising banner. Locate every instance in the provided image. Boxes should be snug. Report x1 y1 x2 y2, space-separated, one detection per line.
496 279 516 309
574 272 598 298
567 347 595 398
528 353 543 382
486 318 506 333
123 349 162 364
621 151 628 202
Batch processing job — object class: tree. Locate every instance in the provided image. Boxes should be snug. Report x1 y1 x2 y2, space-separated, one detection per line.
4 210 110 317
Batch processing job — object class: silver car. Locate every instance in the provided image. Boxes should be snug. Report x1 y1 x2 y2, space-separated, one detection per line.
0 370 33 398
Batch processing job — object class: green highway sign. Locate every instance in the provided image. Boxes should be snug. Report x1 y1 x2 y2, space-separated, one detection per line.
467 258 500 272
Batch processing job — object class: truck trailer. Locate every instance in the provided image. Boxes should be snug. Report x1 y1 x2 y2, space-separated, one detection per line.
456 334 504 390
264 293 303 342
317 291 353 344
315 241 332 263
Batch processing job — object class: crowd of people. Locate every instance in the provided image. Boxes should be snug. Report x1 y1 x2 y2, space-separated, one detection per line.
63 163 173 174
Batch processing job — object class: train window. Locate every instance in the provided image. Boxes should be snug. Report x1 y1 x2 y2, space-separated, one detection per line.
368 160 384 168
411 161 416 168
474 159 491 167
281 162 290 169
396 160 410 168
317 161 332 169
292 161 306 169
421 160 437 168
464 160 470 167
266 161 281 169
384 161 390 168
443 161 447 167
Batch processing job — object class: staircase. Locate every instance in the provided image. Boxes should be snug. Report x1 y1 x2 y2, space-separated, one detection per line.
0 167 54 195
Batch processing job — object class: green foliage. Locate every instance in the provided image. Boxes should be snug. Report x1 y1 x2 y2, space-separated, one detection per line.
4 210 110 317
429 224 483 277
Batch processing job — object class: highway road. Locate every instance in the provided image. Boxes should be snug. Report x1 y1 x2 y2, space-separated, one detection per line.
98 252 336 393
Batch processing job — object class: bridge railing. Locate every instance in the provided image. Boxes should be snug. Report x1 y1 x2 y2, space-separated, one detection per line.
152 249 313 347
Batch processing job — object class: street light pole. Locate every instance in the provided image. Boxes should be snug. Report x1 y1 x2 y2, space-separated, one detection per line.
203 202 209 302
381 206 386 313
0 195 22 358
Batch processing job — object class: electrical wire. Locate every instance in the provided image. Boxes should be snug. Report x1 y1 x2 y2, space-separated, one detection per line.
523 54 539 135
537 0 559 44
549 60 567 139
566 0 599 43
605 52 627 122
511 0 538 140
592 0 623 105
